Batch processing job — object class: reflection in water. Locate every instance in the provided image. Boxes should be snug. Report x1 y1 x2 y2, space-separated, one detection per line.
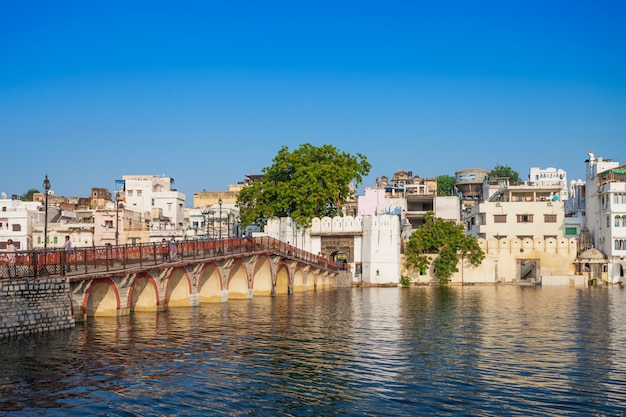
1 287 625 416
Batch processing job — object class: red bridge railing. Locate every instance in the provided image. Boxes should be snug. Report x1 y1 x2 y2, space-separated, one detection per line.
0 237 343 280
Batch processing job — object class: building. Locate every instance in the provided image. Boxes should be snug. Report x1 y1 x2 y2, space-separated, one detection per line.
584 150 626 283
0 195 42 250
464 174 566 241
357 170 460 239
121 175 185 242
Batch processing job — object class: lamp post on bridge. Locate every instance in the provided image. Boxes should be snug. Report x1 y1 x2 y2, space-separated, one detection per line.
201 207 210 240
218 197 222 241
43 175 51 251
115 192 120 246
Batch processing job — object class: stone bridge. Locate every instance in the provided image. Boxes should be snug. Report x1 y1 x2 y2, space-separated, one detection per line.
65 237 343 320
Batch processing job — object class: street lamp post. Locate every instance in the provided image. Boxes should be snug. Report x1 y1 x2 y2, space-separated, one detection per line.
201 207 210 239
218 197 223 241
43 175 51 251
115 192 120 246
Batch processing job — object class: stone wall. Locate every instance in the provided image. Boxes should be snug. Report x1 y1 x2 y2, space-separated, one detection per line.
332 271 353 288
402 237 579 285
0 277 75 339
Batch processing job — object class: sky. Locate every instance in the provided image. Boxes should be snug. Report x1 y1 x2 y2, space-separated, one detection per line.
1 1 625 205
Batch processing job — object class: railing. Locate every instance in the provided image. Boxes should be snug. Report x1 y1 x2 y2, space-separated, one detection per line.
0 237 342 280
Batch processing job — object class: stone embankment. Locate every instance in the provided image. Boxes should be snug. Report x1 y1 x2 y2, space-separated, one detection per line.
0 277 74 339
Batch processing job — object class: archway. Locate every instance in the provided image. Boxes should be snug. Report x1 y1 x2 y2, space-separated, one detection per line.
198 263 222 303
128 274 159 312
167 266 191 307
252 255 273 296
84 278 120 317
228 260 249 299
275 264 290 294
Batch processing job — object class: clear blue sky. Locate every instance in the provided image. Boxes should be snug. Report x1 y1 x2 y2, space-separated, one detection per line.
1 1 624 205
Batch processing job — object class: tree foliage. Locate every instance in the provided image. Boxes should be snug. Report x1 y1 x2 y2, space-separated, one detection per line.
20 189 40 201
489 164 520 184
437 175 456 196
237 143 371 228
405 212 484 284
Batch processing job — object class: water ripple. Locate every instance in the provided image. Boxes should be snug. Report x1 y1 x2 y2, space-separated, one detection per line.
1 286 626 416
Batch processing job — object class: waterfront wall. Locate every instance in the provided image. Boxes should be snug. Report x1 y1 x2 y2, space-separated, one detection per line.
402 237 579 285
0 277 74 339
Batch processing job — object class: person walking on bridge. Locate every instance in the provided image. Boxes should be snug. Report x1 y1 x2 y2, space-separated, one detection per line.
169 236 177 261
63 235 72 272
5 239 16 278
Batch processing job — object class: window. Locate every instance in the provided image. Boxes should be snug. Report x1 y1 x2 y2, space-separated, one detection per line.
494 215 506 223
105 220 113 228
565 227 577 236
517 214 533 223
137 190 142 197
544 214 557 223
616 216 621 227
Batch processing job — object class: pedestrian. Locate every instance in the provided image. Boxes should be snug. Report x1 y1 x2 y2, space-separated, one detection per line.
63 235 72 272
169 236 177 261
6 239 16 278
161 238 169 262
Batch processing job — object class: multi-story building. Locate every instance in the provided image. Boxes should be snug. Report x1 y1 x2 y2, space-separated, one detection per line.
584 150 626 283
357 170 459 240
121 175 185 242
564 178 586 238
0 195 43 250
464 175 565 240
528 167 569 200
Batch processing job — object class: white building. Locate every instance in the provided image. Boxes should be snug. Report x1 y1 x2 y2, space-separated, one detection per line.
0 195 43 250
265 214 401 285
584 150 626 283
187 204 240 241
121 175 186 242
564 178 586 238
465 179 566 240
528 166 569 201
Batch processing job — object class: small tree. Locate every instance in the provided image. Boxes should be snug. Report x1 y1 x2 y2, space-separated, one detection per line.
437 175 456 196
405 212 484 284
489 164 520 184
20 189 40 201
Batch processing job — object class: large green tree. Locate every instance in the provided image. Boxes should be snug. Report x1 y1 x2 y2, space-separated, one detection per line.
489 164 520 183
405 212 484 284
237 143 371 228
437 174 456 196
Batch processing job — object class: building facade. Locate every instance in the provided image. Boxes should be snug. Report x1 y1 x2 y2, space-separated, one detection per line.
584 150 626 283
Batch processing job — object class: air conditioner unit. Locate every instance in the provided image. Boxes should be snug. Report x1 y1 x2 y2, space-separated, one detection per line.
495 202 501 207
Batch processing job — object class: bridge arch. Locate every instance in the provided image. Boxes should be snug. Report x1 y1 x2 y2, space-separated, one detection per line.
166 266 192 307
83 277 121 317
293 266 305 292
227 259 249 299
275 263 291 295
128 273 160 312
252 255 273 296
306 270 317 291
198 262 222 303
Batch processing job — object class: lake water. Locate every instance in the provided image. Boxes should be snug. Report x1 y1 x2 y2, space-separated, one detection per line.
1 285 625 416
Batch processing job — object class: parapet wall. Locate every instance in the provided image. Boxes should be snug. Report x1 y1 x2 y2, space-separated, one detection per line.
0 277 74 339
479 236 577 254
